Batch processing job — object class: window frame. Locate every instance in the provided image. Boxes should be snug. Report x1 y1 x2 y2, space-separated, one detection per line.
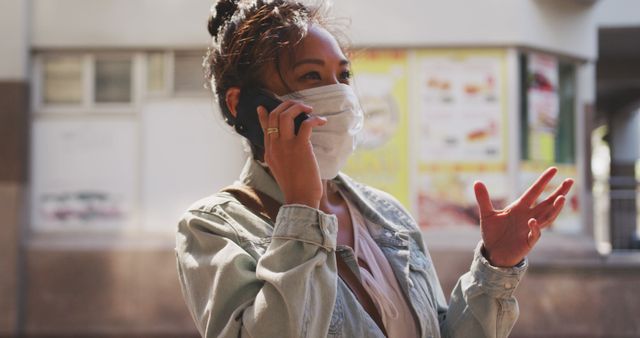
32 51 144 115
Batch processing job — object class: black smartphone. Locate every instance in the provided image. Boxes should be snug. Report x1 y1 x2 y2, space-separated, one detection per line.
235 88 309 148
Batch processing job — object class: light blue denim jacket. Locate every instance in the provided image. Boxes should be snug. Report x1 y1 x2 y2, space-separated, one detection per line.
175 158 528 338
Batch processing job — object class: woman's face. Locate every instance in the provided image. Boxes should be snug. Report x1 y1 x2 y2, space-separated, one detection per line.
264 24 352 96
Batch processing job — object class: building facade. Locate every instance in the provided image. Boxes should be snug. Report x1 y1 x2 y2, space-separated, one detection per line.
1 0 639 337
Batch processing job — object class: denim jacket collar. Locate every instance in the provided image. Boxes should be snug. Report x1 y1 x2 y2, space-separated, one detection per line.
237 157 286 204
237 157 410 248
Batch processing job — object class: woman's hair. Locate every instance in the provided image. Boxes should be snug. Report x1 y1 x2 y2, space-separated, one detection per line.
204 0 343 159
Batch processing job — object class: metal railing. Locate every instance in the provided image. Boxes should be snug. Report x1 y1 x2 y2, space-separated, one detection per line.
608 176 640 250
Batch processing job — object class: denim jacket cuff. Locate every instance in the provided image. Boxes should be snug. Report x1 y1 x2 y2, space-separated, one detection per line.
272 204 338 251
470 241 528 298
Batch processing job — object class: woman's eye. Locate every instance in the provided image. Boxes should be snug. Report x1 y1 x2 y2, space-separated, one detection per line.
301 71 321 81
340 70 352 81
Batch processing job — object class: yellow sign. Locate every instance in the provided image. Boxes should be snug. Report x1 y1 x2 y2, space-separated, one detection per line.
344 50 410 207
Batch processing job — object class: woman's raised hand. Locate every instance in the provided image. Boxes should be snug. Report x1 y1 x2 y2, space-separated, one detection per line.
257 101 327 209
473 167 574 267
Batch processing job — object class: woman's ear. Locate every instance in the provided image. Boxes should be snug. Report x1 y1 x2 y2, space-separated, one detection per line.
225 87 241 118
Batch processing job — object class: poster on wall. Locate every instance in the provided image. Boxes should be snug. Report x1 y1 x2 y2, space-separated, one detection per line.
417 169 509 227
30 119 138 232
417 51 505 164
415 49 509 228
343 50 410 207
527 53 559 163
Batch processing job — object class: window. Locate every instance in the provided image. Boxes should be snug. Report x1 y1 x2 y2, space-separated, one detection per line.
35 52 141 112
174 51 207 95
518 52 581 235
555 62 576 164
35 50 212 111
146 52 167 93
43 55 83 104
95 57 132 103
519 53 576 164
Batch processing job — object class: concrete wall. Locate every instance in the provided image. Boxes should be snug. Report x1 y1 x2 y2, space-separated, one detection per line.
430 248 640 338
16 235 640 337
22 246 196 336
0 184 24 337
594 0 640 27
30 0 597 60
334 0 597 60
610 108 639 162
30 0 211 49
0 0 28 79
0 0 29 336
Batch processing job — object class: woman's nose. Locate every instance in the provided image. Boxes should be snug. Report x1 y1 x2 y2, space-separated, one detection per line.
324 76 340 86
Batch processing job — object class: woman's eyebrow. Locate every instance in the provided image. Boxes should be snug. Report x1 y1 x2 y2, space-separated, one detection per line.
293 58 350 69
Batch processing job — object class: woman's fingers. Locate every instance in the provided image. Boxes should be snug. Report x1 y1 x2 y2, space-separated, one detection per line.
519 167 558 207
267 101 281 134
271 99 296 114
279 102 313 140
538 195 566 228
261 100 299 149
298 115 327 141
257 105 268 130
257 106 270 150
532 178 574 214
260 100 314 141
527 218 542 248
473 181 495 219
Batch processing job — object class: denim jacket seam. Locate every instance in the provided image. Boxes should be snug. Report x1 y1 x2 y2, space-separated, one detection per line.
274 207 338 251
357 182 415 229
186 208 248 247
270 235 335 251
327 288 345 335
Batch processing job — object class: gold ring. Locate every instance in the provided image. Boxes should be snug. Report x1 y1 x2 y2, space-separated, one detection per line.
266 127 279 135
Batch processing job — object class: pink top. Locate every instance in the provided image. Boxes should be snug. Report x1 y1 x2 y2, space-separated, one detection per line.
338 187 420 338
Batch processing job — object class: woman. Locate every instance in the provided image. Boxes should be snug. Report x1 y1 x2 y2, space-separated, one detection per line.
175 1 574 337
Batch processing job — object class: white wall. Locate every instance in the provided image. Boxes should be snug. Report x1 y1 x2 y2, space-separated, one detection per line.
594 0 640 27
31 0 212 48
140 98 245 234
333 0 597 60
518 0 596 60
0 0 28 79
31 0 598 60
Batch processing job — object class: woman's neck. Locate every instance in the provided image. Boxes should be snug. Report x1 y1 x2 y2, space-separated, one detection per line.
319 179 343 211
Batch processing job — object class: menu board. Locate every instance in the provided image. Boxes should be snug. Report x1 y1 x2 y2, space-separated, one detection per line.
414 49 509 227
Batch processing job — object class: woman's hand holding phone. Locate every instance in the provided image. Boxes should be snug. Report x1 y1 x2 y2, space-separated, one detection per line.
257 101 327 209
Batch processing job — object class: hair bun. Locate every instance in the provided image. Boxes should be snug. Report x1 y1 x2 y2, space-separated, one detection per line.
208 0 239 38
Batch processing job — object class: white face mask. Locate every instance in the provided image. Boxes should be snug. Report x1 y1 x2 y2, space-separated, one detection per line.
277 83 364 179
